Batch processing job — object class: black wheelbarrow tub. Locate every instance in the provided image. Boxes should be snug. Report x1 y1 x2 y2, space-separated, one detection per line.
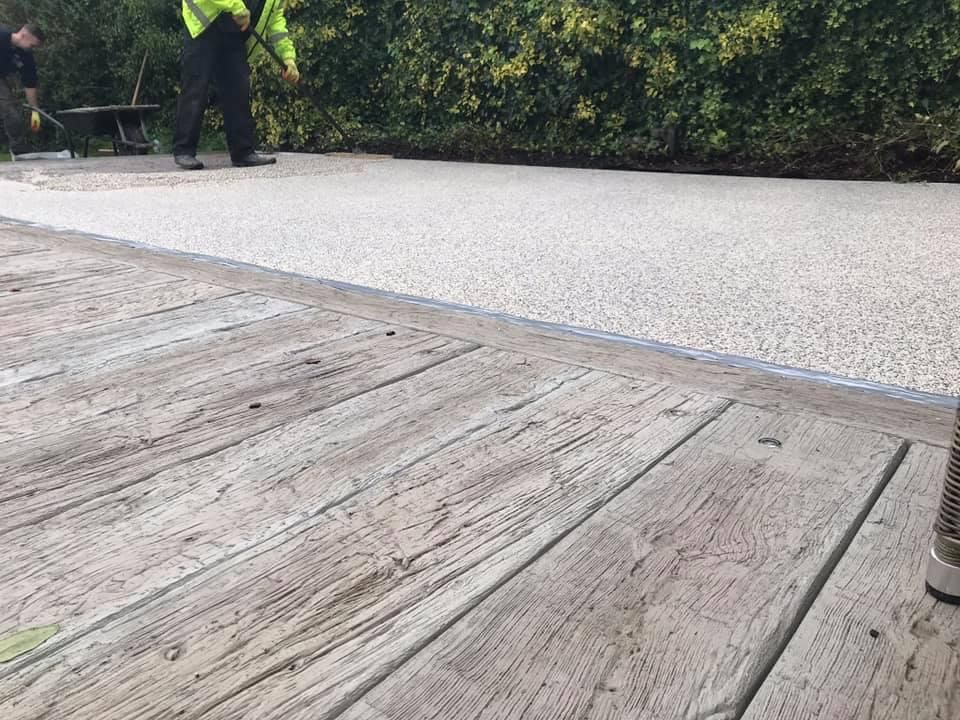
55 105 161 156
56 105 160 134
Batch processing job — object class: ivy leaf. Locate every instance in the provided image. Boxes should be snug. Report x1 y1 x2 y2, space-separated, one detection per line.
650 28 669 46
0 625 60 663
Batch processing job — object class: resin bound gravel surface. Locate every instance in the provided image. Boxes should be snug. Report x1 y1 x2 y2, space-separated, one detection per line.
1 151 957 396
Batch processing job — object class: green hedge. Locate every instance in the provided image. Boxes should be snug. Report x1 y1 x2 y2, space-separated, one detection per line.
3 1 959 179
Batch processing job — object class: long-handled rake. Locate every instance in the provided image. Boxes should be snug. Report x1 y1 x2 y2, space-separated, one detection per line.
247 27 360 153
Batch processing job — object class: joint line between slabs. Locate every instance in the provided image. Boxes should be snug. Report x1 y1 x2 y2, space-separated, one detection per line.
323 399 735 720
0 344 481 681
733 438 913 720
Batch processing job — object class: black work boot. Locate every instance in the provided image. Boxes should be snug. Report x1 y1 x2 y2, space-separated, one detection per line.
175 155 204 170
232 152 276 168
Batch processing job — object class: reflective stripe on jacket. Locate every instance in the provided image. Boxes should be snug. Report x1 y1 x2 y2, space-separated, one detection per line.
181 0 296 62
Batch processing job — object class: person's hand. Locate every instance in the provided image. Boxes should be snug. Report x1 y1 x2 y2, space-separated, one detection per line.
30 111 40 133
233 11 250 31
282 60 300 85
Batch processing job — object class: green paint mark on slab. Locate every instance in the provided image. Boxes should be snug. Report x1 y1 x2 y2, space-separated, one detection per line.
0 624 60 663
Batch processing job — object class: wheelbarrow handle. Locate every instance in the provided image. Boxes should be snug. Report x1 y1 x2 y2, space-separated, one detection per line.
21 104 76 158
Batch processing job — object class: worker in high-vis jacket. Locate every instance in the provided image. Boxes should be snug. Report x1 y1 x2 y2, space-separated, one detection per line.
173 0 300 170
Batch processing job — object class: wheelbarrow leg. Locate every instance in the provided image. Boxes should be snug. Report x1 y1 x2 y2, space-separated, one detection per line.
139 110 154 152
113 109 150 155
113 111 128 154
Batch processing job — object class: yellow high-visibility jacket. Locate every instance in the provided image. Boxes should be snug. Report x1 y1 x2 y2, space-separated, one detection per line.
181 0 296 62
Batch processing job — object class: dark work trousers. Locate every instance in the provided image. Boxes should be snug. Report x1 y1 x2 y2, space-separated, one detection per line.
173 16 256 160
0 75 28 154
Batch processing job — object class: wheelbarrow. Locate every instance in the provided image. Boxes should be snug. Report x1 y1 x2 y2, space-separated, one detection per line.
54 104 160 158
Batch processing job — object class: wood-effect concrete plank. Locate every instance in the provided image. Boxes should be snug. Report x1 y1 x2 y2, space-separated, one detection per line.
0 292 303 388
741 442 959 720
0 224 57 257
1 331 479 672
0 251 134 293
0 323 471 528
0 369 723 719
342 405 906 720
1 279 227 340
0 308 360 441
0 267 180 317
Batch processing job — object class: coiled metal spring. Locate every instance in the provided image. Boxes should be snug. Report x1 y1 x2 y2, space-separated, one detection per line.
933 410 960 566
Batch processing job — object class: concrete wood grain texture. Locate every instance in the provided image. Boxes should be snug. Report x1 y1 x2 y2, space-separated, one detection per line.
0 255 130 293
741 442 960 720
0 279 227 341
0 266 180 317
0 308 369 440
0 322 468 526
342 406 904 720
0 224 955 719
1 375 723 718
2 349 583 653
0 235 46 257
0 292 307 388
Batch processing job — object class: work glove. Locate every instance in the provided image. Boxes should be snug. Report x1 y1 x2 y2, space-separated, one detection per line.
282 60 300 85
233 11 250 31
30 111 40 133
